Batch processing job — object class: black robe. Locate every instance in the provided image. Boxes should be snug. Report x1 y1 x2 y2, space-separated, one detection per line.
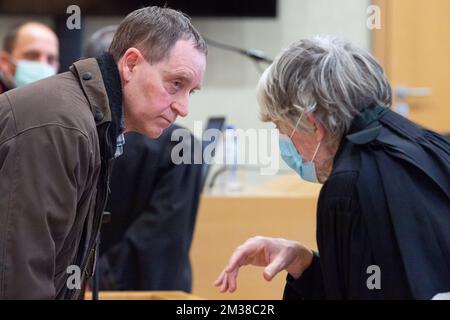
98 125 203 292
284 105 450 299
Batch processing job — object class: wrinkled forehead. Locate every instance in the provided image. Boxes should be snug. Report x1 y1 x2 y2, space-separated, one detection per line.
163 40 206 76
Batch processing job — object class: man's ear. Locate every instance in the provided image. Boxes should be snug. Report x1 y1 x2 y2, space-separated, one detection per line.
0 51 15 78
306 113 326 142
118 48 142 83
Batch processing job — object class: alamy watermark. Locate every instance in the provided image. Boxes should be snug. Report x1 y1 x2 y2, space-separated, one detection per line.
170 121 279 175
66 5 81 30
66 265 81 290
366 265 381 290
367 5 381 30
65 4 381 31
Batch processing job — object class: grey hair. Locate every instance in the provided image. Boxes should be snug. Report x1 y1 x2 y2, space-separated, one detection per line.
84 25 118 58
257 36 391 143
109 6 207 64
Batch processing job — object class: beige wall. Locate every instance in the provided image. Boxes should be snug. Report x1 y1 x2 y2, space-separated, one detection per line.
184 0 371 134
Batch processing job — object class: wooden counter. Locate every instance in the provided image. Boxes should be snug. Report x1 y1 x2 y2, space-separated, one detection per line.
84 291 205 300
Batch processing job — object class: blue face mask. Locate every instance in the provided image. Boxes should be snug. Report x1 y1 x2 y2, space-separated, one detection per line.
278 114 321 183
13 60 56 87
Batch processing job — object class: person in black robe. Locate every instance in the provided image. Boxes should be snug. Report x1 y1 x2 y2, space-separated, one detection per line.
99 125 203 292
214 36 450 299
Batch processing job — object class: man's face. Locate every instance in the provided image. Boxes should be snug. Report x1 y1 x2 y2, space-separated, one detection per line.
120 39 206 138
0 23 59 86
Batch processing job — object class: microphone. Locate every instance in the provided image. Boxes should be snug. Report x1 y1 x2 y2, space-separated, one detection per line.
240 48 273 64
205 38 273 64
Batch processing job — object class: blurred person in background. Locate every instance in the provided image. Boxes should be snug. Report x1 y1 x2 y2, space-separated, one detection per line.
0 21 59 93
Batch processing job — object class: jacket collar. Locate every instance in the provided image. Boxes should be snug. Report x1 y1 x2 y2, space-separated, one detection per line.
332 104 390 166
71 57 111 125
71 54 124 159
95 53 124 133
96 53 124 159
345 104 390 145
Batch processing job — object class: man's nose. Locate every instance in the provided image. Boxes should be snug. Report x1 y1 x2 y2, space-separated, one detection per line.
171 96 189 118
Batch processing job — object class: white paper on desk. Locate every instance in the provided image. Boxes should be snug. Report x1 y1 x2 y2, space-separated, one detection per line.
431 292 450 300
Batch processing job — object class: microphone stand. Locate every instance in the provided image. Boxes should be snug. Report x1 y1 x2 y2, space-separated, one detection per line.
204 38 273 65
203 38 273 192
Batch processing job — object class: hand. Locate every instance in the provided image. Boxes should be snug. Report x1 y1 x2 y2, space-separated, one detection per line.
214 236 313 293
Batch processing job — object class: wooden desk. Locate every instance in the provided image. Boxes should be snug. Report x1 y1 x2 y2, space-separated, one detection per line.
190 175 321 300
84 291 205 300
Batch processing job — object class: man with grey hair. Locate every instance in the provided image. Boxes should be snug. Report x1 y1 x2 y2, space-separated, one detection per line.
83 25 203 293
215 36 450 299
0 6 206 299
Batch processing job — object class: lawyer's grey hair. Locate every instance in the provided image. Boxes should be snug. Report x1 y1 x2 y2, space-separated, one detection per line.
257 36 391 144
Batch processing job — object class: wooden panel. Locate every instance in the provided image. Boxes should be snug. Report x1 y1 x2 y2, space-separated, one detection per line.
372 0 450 133
371 0 391 70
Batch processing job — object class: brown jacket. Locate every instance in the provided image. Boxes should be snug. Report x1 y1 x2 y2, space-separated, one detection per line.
0 54 123 299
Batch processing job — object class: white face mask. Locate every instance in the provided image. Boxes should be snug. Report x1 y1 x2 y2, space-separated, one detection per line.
13 59 56 87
